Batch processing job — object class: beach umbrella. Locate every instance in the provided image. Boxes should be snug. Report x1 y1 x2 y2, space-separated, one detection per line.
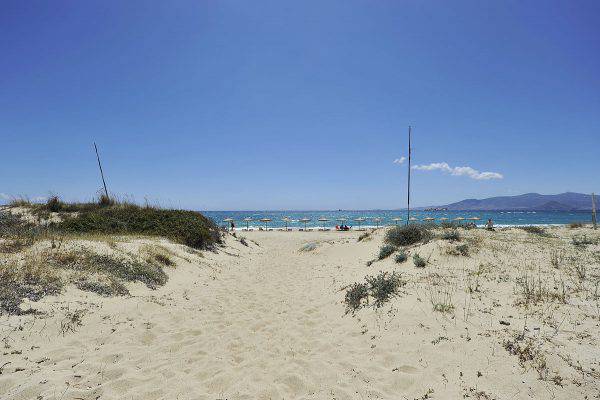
373 217 383 228
336 217 348 223
392 217 403 225
299 218 311 230
423 217 435 223
354 217 366 229
260 218 272 229
454 217 465 222
223 218 234 230
409 217 418 223
439 217 449 221
468 217 481 225
243 217 253 229
281 217 292 230
318 217 329 228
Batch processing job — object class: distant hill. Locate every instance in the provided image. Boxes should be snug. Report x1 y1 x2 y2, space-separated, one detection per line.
432 192 595 211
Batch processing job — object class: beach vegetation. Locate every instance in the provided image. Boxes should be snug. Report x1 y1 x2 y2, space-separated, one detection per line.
344 271 406 313
55 203 221 250
568 222 584 229
413 253 427 268
357 232 371 242
504 335 549 380
519 226 548 236
394 250 408 263
344 282 369 313
385 224 431 247
378 244 396 260
571 234 597 247
299 242 318 252
442 229 461 242
367 271 405 308
446 243 469 257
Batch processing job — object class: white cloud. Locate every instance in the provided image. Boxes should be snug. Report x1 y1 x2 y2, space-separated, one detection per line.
393 157 406 164
0 193 10 200
411 162 503 180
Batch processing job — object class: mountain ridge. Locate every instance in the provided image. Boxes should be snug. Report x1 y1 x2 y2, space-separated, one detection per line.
424 192 596 211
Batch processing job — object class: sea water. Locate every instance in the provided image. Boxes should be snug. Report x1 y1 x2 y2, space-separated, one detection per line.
202 210 593 230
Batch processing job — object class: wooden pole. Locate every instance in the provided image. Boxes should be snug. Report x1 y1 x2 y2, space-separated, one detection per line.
406 126 412 226
94 142 109 199
592 193 597 230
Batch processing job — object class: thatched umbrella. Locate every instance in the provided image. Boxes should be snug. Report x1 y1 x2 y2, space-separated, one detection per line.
392 217 403 225
423 217 435 222
299 218 311 230
260 218 272 230
318 217 329 229
373 217 382 228
454 217 465 222
223 218 234 231
439 217 449 221
243 217 253 230
354 217 366 230
282 217 292 230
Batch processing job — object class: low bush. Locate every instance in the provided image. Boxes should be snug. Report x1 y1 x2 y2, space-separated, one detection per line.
413 253 427 268
0 261 63 315
385 224 431 247
395 250 407 263
344 282 369 313
568 222 584 229
344 271 406 313
367 271 404 308
357 232 371 242
571 234 597 247
56 204 221 250
442 229 461 242
378 244 396 260
447 244 469 256
519 226 548 236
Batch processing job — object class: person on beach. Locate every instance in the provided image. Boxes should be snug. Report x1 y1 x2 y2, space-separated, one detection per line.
486 218 494 230
230 221 235 231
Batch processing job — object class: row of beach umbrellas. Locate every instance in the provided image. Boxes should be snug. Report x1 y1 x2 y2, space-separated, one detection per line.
223 216 481 229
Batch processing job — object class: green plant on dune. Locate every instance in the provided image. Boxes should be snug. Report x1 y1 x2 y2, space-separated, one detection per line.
413 253 427 268
378 244 396 260
56 204 221 250
385 224 431 247
395 250 408 263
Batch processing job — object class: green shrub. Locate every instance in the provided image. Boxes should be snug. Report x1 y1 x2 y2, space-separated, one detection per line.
442 230 461 242
98 194 114 207
378 244 396 260
568 222 584 229
395 251 407 263
56 204 221 250
344 282 369 313
413 253 426 268
46 195 65 212
344 271 406 313
366 271 405 308
519 226 547 236
571 234 597 247
357 232 371 242
385 224 431 247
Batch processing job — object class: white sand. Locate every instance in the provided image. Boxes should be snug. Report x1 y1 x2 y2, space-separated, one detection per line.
1 227 599 399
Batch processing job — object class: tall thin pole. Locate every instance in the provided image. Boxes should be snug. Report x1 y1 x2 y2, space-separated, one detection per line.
406 126 412 226
592 193 597 230
94 142 109 199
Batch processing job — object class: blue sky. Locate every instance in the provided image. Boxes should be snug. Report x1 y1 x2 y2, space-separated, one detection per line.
1 1 598 210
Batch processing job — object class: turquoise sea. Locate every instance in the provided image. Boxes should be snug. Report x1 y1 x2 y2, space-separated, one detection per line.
202 210 593 230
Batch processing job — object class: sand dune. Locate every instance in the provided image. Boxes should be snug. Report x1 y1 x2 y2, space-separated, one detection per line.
1 227 599 399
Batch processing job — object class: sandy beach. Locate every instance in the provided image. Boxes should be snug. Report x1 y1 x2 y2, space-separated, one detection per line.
1 224 599 399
